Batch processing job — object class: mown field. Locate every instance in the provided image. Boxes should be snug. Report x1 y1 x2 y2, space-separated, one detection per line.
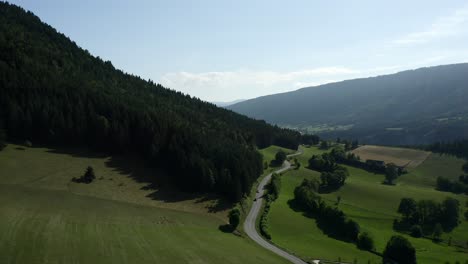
268 145 468 263
0 144 288 264
351 145 431 168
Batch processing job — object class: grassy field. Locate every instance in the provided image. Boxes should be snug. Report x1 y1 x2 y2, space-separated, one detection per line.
351 145 431 168
268 145 468 263
259 145 296 165
0 144 289 264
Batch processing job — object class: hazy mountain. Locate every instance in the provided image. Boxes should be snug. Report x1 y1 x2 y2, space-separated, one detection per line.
212 99 246 107
229 64 468 145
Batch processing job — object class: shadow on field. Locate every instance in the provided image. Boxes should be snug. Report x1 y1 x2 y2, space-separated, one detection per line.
287 198 355 244
47 146 230 213
47 147 108 159
107 156 231 213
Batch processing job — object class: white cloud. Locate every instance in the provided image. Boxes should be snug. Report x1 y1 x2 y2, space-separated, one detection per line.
393 5 468 46
159 67 360 101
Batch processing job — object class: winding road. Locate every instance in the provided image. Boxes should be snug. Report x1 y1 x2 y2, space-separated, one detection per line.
243 151 309 264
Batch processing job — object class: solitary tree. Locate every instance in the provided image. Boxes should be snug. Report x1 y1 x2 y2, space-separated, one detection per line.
383 235 417 264
385 163 399 185
228 208 241 230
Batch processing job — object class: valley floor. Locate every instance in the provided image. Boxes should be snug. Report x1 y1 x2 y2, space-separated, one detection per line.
266 145 468 263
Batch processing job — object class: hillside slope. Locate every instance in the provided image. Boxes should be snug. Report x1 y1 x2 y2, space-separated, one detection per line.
229 64 468 145
0 144 289 264
0 2 300 201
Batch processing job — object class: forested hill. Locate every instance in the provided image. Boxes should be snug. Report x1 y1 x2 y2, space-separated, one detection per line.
229 63 468 145
0 2 300 201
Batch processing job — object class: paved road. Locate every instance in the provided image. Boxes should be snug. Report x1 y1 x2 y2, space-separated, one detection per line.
243 151 309 264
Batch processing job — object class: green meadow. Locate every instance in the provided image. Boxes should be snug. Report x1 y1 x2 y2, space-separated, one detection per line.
0 144 288 264
267 145 468 263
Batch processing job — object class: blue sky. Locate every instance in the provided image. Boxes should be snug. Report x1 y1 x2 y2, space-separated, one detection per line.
9 0 468 101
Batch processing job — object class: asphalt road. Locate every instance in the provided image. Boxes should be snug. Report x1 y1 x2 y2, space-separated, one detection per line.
243 151 310 264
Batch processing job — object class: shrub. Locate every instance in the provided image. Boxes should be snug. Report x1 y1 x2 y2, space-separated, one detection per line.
260 196 272 239
383 235 417 264
274 151 287 166
72 166 96 184
357 232 375 251
269 173 281 200
228 208 241 230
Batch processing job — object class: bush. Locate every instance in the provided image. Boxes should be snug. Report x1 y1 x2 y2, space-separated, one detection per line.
269 173 281 200
72 166 96 184
410 225 423 238
436 176 453 191
465 211 468 221
274 151 287 166
357 232 375 251
228 208 240 230
383 235 417 264
260 196 272 239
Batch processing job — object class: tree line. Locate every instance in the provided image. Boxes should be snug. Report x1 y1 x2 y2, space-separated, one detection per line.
259 173 282 239
293 179 421 264
308 148 350 191
425 139 468 159
0 2 302 201
395 197 461 239
293 179 361 243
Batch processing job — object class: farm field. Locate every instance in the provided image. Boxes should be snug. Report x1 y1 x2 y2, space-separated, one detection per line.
351 145 431 168
0 144 288 264
268 145 468 264
268 167 381 263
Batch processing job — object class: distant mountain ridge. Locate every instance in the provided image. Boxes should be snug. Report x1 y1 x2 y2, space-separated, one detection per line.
212 99 245 107
228 63 468 145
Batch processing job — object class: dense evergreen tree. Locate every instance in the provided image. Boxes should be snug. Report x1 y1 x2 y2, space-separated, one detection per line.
0 2 301 201
301 134 320 145
425 140 468 159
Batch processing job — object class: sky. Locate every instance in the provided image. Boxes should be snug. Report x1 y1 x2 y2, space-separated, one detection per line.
9 0 468 102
